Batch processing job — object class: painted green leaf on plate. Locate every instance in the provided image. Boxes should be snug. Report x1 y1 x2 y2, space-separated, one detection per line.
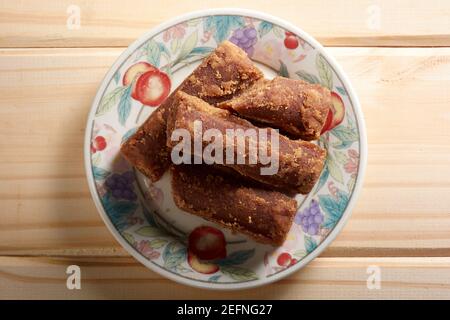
331 126 358 143
316 53 333 89
145 40 161 67
336 86 347 96
304 236 318 254
135 226 167 237
148 239 168 249
258 21 273 37
176 31 198 62
319 190 349 229
92 166 110 180
101 194 138 231
326 155 344 184
96 86 128 116
203 16 245 43
217 249 255 266
295 70 320 84
117 86 132 126
122 232 135 244
278 60 289 77
163 242 187 270
121 127 137 144
220 265 258 281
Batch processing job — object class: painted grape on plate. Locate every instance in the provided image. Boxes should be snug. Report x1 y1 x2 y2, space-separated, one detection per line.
229 26 258 56
105 172 137 201
295 200 324 236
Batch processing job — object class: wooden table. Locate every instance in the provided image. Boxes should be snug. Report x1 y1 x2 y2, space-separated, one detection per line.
1 0 450 299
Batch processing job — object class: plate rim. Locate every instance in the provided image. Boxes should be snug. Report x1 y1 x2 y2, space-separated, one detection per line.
84 7 368 290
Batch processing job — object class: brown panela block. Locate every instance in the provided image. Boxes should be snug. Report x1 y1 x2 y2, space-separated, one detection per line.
218 76 331 140
171 165 297 246
167 92 326 194
121 40 263 182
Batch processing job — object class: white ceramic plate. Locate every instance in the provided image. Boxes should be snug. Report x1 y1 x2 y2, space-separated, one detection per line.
84 8 367 290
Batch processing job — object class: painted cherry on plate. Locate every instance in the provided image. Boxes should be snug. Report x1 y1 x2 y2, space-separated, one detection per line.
91 136 107 153
187 226 227 274
277 252 298 267
321 109 334 134
277 252 292 267
132 69 171 106
321 92 345 133
188 226 227 261
187 250 220 274
284 35 299 49
122 62 157 86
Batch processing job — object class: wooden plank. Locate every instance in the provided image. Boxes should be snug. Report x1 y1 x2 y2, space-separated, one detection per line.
0 0 449 48
0 256 449 299
1 47 450 257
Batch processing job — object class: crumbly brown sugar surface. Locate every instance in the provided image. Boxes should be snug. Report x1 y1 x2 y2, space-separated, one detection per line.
121 41 330 246
121 41 263 182
218 76 331 140
171 165 297 246
168 92 326 194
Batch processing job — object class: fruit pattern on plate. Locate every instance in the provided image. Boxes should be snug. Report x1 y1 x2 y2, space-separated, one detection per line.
90 15 361 283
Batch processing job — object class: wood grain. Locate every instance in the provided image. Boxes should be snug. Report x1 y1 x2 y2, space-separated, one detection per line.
1 256 449 299
1 47 450 257
1 0 449 300
0 0 449 48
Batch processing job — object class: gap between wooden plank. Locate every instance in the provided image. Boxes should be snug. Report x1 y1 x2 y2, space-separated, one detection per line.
2 247 450 258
